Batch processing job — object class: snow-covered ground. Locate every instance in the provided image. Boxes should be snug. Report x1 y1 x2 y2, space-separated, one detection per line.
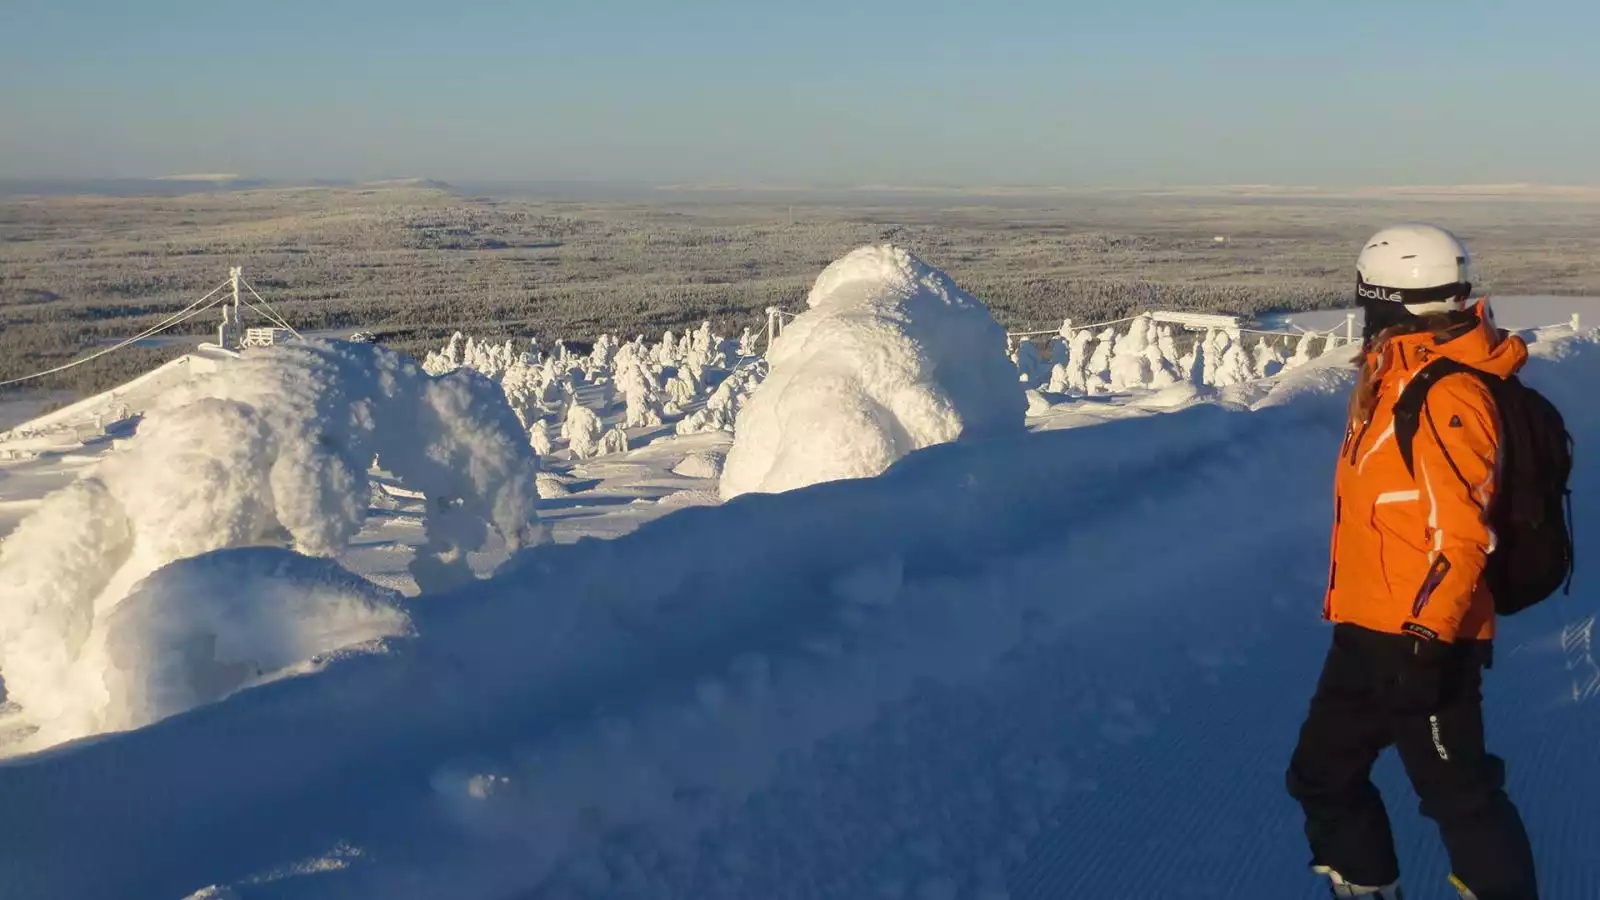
0 285 1596 899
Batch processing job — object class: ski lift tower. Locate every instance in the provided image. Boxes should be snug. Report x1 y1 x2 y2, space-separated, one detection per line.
216 266 243 348
211 266 299 350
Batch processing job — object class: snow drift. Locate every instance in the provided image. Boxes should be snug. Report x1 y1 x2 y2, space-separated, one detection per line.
99 548 411 734
721 245 1024 499
0 329 1594 900
0 341 539 749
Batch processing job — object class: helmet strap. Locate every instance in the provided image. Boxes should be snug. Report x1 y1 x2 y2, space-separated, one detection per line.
1356 275 1473 348
1356 275 1472 307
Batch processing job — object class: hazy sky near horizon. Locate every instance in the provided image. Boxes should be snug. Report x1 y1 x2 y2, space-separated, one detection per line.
3 0 1597 186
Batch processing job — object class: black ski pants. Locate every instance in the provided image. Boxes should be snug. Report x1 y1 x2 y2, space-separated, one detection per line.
1286 623 1537 900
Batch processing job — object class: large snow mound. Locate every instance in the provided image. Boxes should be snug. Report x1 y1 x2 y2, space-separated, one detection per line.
0 341 539 750
721 245 1024 498
100 548 410 734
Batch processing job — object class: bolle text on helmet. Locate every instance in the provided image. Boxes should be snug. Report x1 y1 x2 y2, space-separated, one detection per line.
1357 284 1404 303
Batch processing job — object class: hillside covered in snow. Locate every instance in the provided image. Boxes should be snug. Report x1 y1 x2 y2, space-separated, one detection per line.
0 247 1596 900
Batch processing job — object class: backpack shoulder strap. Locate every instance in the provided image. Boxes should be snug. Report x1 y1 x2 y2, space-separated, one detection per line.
1394 357 1480 476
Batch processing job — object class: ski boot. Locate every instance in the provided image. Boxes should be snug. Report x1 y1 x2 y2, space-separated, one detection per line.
1313 865 1404 899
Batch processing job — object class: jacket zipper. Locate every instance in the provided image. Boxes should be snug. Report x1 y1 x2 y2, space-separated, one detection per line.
1347 387 1384 465
1324 495 1341 619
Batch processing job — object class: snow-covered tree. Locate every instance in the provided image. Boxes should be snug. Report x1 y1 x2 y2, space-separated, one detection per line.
682 322 716 371
1109 316 1153 390
678 362 766 435
422 331 467 375
1045 362 1072 394
528 418 553 457
1156 324 1182 373
0 342 542 747
1051 317 1075 351
1083 327 1116 395
1285 332 1315 369
1289 331 1336 369
1212 332 1254 386
721 245 1024 499
665 369 698 408
615 354 665 429
561 402 604 459
714 334 740 369
589 333 619 371
1041 318 1075 390
737 326 759 358
1250 336 1285 379
1143 322 1180 389
1203 331 1222 382
598 426 629 456
655 331 678 367
1186 335 1208 386
1067 327 1095 394
1013 340 1045 388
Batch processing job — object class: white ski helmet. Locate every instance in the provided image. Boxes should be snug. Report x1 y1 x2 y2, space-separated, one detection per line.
1355 223 1475 314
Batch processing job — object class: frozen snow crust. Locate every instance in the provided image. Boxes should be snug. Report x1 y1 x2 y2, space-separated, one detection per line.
721 245 1025 498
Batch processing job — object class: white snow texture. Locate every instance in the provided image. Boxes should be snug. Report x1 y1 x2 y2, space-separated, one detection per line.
0 341 538 746
0 317 1595 899
100 548 411 734
721 245 1025 498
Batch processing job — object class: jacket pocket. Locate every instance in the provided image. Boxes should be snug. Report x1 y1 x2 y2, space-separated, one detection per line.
1372 505 1427 615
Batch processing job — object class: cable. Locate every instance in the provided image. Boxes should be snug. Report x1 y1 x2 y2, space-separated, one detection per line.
233 275 294 333
1008 313 1357 343
1007 315 1141 339
238 276 302 338
0 278 232 388
240 296 291 333
244 292 295 334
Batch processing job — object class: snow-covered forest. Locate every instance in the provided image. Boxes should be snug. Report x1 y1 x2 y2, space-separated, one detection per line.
410 289 1349 467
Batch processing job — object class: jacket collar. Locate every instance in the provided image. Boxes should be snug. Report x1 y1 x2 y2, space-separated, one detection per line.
1368 299 1528 381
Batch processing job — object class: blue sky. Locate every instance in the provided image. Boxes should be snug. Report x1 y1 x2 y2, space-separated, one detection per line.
2 0 1596 186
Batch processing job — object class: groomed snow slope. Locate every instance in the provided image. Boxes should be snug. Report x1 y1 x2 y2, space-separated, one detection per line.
0 332 1596 900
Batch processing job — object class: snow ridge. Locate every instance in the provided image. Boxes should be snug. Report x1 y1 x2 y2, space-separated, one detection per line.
0 366 1353 898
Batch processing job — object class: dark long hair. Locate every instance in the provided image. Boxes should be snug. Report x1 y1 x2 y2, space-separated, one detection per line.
1347 309 1478 425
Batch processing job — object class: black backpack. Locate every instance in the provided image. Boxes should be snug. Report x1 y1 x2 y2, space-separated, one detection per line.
1394 357 1575 615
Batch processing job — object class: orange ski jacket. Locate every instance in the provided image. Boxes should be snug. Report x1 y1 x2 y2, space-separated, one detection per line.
1324 300 1528 643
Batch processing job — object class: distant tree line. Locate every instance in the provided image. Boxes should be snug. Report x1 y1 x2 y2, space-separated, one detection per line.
4 187 1597 403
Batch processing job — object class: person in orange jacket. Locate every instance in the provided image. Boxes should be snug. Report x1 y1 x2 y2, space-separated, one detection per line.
1287 224 1538 900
